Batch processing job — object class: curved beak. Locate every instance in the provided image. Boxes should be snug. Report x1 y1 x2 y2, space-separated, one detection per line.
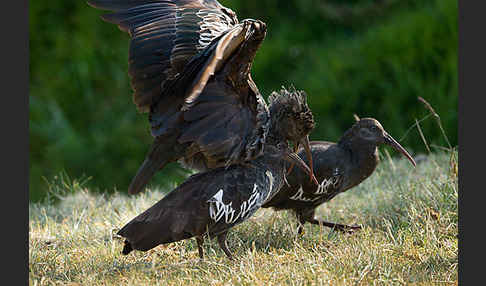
300 135 315 183
283 151 319 186
383 132 416 167
287 135 317 185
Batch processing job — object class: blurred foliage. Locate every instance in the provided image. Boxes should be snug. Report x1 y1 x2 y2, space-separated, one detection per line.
29 0 457 201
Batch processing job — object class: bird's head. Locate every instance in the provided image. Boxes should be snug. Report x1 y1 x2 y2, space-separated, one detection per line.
268 87 314 144
268 87 317 184
349 117 416 167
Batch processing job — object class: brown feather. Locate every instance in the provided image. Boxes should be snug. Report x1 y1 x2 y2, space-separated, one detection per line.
181 24 247 110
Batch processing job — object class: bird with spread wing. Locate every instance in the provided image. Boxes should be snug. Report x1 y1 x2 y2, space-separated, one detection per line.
117 87 316 260
87 0 316 194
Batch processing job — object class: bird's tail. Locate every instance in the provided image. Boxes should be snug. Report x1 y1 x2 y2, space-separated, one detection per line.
121 240 133 255
128 143 171 195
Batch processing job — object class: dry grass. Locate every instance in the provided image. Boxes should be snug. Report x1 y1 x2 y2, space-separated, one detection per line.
29 150 457 285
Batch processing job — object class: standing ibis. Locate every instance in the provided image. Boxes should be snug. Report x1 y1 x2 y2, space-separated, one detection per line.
117 87 317 260
262 118 416 234
87 0 316 194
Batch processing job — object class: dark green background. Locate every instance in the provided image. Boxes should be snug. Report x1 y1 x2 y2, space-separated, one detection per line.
29 0 457 201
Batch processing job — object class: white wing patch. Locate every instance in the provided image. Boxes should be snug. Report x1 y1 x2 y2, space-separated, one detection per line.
290 172 342 202
265 170 275 201
208 184 261 224
314 176 341 195
289 186 321 202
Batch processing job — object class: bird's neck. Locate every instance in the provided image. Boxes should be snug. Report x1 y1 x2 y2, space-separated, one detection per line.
262 124 292 172
338 134 379 190
265 120 287 148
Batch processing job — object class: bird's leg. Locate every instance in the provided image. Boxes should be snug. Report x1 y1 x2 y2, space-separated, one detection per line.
196 236 204 260
305 218 361 233
297 224 304 235
297 209 361 234
217 232 233 260
296 213 306 235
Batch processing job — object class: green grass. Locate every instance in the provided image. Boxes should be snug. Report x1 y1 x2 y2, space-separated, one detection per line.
29 150 457 285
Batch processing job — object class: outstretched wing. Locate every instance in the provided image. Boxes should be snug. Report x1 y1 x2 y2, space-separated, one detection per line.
174 77 266 169
89 0 268 170
142 18 268 169
87 0 239 112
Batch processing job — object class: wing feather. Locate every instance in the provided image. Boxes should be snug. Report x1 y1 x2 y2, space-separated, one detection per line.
87 0 238 112
177 79 261 168
89 0 268 168
181 23 248 110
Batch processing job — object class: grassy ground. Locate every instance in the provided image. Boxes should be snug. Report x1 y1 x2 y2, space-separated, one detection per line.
29 150 457 285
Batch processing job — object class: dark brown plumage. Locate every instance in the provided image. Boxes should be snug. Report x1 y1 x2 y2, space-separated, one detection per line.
262 118 416 234
86 0 319 195
117 88 316 260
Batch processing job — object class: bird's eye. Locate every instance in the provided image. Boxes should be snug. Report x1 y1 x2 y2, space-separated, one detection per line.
370 126 377 132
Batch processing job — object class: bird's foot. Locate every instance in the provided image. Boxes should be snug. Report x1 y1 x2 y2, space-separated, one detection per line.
331 224 362 234
217 233 234 260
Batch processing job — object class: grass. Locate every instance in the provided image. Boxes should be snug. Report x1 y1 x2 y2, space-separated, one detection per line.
29 150 457 285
